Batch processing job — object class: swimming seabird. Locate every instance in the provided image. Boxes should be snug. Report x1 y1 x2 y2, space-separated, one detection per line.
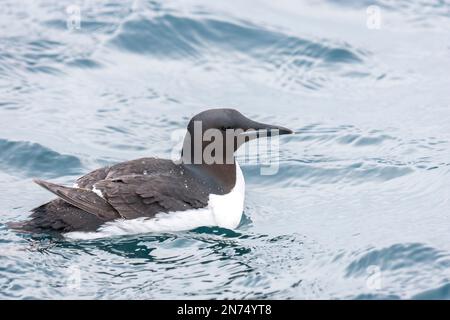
9 109 292 238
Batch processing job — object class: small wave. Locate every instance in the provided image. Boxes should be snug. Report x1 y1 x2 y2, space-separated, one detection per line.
242 123 448 188
110 14 362 60
0 37 66 78
109 13 364 60
0 138 83 178
0 1 135 81
412 282 450 300
345 243 449 277
244 160 413 187
0 102 20 110
66 58 102 69
241 124 414 187
108 13 370 91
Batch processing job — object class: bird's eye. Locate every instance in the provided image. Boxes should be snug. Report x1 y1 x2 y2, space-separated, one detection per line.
221 126 232 131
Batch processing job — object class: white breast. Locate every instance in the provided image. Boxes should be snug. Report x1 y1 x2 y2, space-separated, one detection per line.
209 161 245 229
65 162 246 240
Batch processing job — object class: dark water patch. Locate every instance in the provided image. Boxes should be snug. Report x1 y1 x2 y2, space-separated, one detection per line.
41 234 174 262
192 226 243 238
337 134 360 144
57 233 254 283
66 58 102 69
0 101 20 110
109 15 202 58
43 19 67 31
104 125 131 135
345 243 449 277
108 143 147 151
343 71 372 78
412 282 450 300
27 39 63 50
354 135 395 146
354 293 401 300
322 47 363 64
26 65 64 75
0 139 83 178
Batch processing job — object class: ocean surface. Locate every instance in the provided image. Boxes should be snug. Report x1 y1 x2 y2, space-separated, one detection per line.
1 0 450 299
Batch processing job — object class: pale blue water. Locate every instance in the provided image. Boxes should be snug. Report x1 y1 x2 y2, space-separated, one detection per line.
1 0 450 299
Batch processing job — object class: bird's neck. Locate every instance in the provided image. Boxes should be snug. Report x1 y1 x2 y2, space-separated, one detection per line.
181 160 237 194
179 130 237 193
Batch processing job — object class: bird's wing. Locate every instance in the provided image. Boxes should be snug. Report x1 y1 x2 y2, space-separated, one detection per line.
75 166 110 189
95 174 210 219
19 199 109 233
33 179 120 220
75 158 178 189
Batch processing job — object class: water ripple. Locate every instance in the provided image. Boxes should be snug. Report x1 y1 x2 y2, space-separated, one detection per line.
108 13 371 91
0 138 83 178
345 243 450 277
413 283 450 300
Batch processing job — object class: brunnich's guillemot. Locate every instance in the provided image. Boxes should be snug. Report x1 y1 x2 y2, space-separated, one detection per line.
9 109 293 239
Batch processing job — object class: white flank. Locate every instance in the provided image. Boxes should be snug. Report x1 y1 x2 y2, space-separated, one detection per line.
64 162 246 240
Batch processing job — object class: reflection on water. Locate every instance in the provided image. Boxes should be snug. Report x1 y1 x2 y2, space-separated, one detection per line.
0 0 449 299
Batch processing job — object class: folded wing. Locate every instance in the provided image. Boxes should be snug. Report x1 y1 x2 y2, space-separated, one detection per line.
33 173 210 223
95 174 210 219
33 179 120 220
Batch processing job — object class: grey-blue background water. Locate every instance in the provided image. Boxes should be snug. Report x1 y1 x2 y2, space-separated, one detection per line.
1 0 449 299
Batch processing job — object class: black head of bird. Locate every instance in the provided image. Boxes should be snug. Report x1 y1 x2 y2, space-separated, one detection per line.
181 108 293 165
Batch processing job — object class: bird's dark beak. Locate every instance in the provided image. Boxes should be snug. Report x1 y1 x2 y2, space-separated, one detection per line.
239 119 294 138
